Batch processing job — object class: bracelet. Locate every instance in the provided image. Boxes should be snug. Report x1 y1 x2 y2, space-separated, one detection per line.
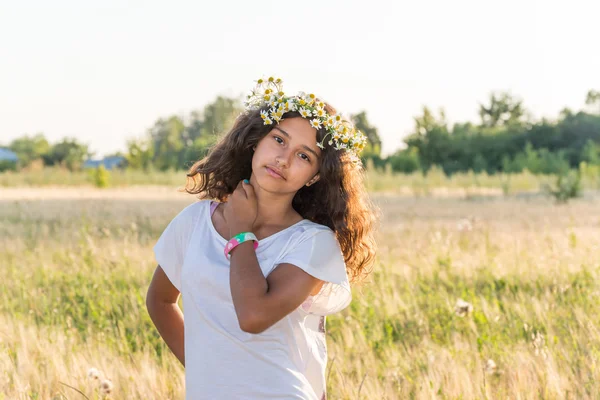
224 232 259 260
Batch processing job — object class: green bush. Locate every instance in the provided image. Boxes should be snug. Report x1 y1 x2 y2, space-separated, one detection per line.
91 165 110 188
542 170 582 203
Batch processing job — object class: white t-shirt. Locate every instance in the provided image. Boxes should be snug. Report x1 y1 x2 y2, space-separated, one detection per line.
153 199 352 399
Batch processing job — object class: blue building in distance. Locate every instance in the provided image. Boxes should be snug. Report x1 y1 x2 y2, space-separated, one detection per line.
83 155 126 170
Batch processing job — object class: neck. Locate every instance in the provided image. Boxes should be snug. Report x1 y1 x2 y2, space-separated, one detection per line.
248 174 298 227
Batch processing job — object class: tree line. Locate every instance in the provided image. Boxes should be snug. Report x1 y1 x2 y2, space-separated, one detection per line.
2 90 599 175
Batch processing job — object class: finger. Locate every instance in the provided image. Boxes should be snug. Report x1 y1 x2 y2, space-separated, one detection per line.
243 180 255 197
237 180 248 198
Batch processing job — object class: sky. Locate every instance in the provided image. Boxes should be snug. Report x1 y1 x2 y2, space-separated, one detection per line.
1 0 599 157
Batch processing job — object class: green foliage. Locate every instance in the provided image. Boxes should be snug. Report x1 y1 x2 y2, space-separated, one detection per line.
0 160 17 172
8 133 50 167
352 111 382 157
402 90 600 176
542 170 583 203
43 137 91 171
90 165 110 188
388 147 421 173
478 92 527 128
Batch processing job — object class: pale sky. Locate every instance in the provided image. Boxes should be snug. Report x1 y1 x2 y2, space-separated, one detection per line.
1 0 598 157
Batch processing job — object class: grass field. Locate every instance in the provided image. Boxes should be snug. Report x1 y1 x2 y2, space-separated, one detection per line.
2 185 600 399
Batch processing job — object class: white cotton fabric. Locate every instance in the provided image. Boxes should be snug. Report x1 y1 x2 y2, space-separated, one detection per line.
153 200 352 400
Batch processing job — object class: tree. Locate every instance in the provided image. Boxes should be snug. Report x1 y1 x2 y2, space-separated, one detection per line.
199 96 242 139
126 137 154 170
149 116 186 171
351 111 382 157
404 106 450 172
585 90 600 114
44 138 91 171
9 133 50 167
478 92 526 128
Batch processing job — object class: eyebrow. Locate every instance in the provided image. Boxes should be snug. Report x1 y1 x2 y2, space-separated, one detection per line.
272 126 321 160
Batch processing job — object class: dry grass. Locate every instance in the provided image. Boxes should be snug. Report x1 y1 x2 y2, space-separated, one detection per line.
1 187 600 399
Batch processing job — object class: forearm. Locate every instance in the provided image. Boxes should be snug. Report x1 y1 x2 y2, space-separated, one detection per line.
147 300 185 366
229 242 269 325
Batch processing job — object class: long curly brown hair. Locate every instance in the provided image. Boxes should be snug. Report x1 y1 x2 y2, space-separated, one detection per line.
184 106 379 282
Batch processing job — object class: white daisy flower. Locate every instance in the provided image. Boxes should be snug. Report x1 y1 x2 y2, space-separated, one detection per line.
310 119 322 129
299 107 312 118
260 110 269 120
317 142 325 149
263 117 273 125
314 108 326 118
287 101 298 112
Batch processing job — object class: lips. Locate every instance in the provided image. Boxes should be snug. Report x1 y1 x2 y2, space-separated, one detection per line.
265 165 285 180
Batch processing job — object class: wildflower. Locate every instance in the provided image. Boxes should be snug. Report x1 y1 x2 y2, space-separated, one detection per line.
314 108 326 118
100 379 113 396
87 367 101 380
310 119 322 129
299 107 312 118
484 359 497 374
454 299 473 317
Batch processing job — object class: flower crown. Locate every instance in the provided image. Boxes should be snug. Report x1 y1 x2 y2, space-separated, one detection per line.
244 77 368 161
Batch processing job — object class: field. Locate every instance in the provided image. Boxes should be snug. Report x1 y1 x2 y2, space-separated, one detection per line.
2 182 600 399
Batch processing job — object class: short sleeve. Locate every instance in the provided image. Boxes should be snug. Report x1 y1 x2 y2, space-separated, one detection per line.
153 201 202 291
276 229 352 316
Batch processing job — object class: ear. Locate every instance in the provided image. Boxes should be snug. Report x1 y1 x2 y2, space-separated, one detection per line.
305 173 320 187
252 145 256 151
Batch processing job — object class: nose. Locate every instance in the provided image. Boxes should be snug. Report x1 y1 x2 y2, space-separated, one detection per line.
276 150 291 167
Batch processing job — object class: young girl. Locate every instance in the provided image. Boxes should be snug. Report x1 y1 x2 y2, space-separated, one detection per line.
147 77 378 399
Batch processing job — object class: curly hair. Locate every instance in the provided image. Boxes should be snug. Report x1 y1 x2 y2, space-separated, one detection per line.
184 106 379 282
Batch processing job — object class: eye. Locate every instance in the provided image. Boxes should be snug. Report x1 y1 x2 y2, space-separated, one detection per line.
299 153 311 162
273 135 284 145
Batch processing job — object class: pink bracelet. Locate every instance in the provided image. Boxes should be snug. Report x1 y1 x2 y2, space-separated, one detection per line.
224 232 259 260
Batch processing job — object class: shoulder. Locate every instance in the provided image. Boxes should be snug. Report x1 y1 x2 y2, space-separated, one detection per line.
289 220 337 244
278 220 342 260
177 199 209 217
167 199 209 228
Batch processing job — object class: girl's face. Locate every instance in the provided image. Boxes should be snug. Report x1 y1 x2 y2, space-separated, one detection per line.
251 117 322 194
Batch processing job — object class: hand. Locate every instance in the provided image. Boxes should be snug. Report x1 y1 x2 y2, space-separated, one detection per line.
224 179 258 238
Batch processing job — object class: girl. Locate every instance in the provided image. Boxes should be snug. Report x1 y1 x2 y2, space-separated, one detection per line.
146 77 378 399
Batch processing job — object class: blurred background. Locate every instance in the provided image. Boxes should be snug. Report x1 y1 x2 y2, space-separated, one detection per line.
1 1 600 399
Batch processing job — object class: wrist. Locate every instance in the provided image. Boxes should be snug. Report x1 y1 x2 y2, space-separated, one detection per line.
229 225 253 238
224 231 259 260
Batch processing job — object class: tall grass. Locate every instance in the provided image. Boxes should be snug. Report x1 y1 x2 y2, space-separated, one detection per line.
1 189 600 398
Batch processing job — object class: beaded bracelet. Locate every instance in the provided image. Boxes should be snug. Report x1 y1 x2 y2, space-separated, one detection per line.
224 232 259 260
